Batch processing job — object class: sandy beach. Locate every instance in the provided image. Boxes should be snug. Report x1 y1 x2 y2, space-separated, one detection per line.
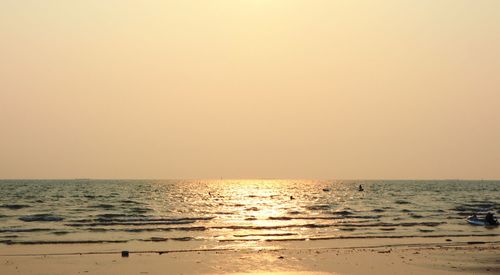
1 237 499 275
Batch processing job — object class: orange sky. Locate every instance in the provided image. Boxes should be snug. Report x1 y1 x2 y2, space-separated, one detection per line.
0 1 499 179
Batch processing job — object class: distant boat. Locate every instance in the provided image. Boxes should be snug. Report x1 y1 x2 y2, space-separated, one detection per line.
358 185 364 192
322 188 331 192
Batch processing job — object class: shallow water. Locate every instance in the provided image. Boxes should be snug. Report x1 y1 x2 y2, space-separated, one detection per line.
0 180 498 248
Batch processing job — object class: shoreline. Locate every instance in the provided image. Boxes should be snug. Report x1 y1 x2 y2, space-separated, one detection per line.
1 238 499 274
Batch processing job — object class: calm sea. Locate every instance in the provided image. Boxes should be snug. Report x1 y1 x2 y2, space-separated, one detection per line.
0 180 498 248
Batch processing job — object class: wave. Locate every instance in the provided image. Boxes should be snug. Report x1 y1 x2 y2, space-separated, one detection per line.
143 236 194 242
89 204 115 209
220 233 500 243
0 204 31 210
77 221 447 233
19 214 64 222
85 226 208 232
305 204 331 211
452 202 498 213
65 220 196 227
0 228 52 233
3 240 128 245
65 216 214 226
268 215 381 221
119 200 143 205
233 233 297 237
95 213 148 219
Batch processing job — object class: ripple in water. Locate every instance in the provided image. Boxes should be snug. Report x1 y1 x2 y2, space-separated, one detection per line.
0 179 497 248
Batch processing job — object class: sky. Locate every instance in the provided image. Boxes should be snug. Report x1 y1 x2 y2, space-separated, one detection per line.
0 0 499 179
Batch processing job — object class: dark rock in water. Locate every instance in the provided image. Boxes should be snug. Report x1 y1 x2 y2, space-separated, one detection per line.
121 251 129 257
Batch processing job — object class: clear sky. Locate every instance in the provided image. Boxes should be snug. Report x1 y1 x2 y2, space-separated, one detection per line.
0 1 499 179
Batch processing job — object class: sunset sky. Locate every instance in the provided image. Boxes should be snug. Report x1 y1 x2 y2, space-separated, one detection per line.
0 1 499 179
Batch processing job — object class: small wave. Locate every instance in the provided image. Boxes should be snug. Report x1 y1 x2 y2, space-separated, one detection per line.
268 215 380 221
372 209 385 213
52 231 70 235
89 204 115 209
149 237 167 242
19 214 64 222
86 226 208 233
4 240 128 245
171 237 193 241
306 204 331 211
92 217 214 223
287 210 303 215
120 200 143 205
452 202 498 213
129 207 152 213
306 233 500 241
330 210 353 216
379 228 396 231
65 220 196 227
0 228 52 233
233 233 297 237
95 213 147 219
265 238 307 242
0 204 31 210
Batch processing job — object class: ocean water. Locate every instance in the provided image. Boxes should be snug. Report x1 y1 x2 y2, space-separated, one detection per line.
0 180 498 248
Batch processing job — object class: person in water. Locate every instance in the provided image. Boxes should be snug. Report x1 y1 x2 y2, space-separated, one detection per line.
485 212 498 225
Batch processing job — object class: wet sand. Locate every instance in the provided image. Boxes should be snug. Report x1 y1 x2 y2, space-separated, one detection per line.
1 239 498 274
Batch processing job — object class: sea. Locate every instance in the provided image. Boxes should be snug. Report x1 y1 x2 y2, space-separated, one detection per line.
0 180 498 249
